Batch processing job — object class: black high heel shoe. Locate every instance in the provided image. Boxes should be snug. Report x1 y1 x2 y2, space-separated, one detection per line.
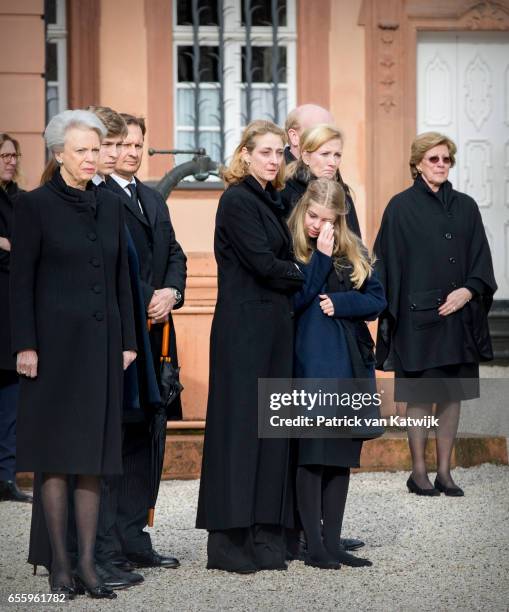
74 574 117 599
406 475 440 496
434 476 464 497
48 575 76 600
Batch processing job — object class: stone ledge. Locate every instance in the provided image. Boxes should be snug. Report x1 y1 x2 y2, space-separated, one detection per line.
161 430 508 480
16 432 507 485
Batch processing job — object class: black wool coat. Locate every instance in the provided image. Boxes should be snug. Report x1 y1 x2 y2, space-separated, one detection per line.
10 170 137 474
374 176 497 372
105 176 187 419
196 176 304 531
280 165 362 238
0 182 21 372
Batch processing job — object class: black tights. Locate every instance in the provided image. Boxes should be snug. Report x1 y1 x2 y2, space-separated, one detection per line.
296 465 350 561
407 401 461 489
41 474 101 588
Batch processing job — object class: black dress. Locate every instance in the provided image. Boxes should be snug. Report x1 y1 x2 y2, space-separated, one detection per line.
10 170 136 475
196 176 303 570
374 176 497 402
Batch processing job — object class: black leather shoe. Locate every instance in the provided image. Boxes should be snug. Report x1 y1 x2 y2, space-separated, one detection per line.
95 563 142 589
334 550 373 567
126 549 180 569
0 480 32 503
110 556 136 572
304 554 341 570
406 475 440 496
434 477 464 497
340 538 365 551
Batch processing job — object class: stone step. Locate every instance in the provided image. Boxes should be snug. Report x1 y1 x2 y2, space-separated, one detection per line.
161 429 508 479
16 431 508 486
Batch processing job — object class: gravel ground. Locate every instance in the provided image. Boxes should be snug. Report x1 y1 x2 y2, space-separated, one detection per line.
0 464 508 612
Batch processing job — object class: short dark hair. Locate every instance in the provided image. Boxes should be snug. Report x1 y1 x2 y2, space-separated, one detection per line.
87 106 127 139
120 113 146 137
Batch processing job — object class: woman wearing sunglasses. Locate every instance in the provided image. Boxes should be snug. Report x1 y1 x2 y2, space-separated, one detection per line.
374 132 496 497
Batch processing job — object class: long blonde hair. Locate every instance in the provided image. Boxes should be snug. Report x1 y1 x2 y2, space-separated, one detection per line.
221 120 286 190
288 178 372 289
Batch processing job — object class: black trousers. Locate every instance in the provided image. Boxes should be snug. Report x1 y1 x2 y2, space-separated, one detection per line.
0 374 18 481
95 421 153 561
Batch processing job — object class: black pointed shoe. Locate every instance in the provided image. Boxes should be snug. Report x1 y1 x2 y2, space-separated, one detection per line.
434 477 464 497
74 575 117 599
406 476 440 496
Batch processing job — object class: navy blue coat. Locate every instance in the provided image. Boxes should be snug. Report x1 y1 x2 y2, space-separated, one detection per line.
293 250 386 466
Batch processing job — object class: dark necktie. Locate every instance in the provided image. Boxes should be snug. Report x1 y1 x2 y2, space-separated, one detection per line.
127 183 143 215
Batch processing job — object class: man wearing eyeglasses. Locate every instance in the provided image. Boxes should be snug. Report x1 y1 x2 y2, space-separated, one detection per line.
105 114 187 571
0 134 32 504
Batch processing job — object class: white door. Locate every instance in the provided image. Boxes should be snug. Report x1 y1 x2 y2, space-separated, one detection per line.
417 32 509 299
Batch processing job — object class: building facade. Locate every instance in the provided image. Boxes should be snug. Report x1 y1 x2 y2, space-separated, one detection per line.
2 0 509 436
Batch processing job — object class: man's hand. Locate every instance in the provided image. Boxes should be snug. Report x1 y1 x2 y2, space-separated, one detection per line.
17 350 38 378
123 350 137 371
147 288 177 322
0 236 11 252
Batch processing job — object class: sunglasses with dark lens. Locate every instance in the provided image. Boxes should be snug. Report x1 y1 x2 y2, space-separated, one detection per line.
425 155 451 165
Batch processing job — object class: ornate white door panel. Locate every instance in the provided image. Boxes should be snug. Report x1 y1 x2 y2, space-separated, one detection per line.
418 32 509 298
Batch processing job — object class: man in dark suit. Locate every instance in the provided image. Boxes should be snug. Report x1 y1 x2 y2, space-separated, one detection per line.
105 114 186 570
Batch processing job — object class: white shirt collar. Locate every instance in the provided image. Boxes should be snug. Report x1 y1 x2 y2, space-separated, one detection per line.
92 174 104 186
111 173 136 190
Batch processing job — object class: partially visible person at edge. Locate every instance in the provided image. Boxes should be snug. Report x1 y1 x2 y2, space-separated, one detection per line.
10 110 137 600
0 133 32 503
281 122 361 238
288 178 386 569
374 131 497 497
104 112 186 573
196 120 304 574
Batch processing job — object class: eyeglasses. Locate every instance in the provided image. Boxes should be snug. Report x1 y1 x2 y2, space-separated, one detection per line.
0 153 21 162
424 155 451 165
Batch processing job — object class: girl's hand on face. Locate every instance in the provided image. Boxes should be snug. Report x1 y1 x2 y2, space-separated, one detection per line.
319 294 335 317
317 221 334 257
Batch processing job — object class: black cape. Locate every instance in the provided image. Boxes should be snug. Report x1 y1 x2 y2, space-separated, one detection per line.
373 176 497 372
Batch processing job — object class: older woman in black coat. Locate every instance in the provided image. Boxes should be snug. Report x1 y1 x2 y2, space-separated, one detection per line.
374 132 496 497
196 120 304 573
10 110 136 598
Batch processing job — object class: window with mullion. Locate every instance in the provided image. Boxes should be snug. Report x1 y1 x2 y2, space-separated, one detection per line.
173 0 296 178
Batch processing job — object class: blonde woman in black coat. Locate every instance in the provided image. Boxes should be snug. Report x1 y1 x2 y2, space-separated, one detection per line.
10 110 137 599
196 120 304 573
